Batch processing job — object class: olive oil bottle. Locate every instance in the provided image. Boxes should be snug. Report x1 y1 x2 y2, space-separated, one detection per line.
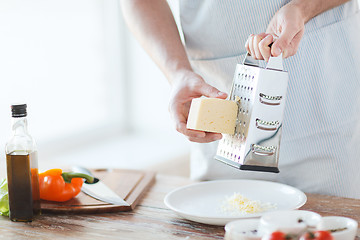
5 104 41 222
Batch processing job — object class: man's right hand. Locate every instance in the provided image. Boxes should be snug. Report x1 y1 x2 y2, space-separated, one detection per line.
169 70 228 143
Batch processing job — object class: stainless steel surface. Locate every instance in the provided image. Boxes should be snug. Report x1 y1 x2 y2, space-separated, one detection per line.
215 53 288 173
72 166 130 206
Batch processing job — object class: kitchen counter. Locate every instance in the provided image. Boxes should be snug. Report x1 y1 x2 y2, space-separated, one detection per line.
0 174 359 239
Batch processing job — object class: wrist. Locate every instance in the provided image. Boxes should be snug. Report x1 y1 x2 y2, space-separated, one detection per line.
288 0 315 23
167 66 197 86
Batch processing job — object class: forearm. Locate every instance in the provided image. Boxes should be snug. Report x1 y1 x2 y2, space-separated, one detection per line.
289 0 350 23
120 0 192 84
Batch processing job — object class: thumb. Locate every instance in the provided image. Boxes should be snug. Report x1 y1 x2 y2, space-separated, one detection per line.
198 81 227 99
271 26 297 57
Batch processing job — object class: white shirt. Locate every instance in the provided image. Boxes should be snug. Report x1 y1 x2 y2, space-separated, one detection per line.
179 0 360 198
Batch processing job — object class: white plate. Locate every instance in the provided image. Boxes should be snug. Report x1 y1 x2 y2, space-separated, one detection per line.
164 179 307 226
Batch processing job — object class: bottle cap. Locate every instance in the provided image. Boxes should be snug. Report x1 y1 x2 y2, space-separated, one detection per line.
11 104 27 118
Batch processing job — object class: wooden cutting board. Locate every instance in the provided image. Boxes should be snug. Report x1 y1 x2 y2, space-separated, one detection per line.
41 169 156 214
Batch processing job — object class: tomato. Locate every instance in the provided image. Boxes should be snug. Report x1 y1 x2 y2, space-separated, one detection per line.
262 231 292 240
299 231 333 240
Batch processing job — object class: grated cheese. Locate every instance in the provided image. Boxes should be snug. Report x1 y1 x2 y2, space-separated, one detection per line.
221 193 277 215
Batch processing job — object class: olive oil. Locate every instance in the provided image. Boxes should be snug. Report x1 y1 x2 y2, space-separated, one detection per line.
5 104 41 222
6 151 40 221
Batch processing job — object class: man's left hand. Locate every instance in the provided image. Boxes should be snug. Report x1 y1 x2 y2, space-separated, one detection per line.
245 3 305 61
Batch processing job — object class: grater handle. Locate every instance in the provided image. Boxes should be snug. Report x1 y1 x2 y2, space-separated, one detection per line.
266 53 283 71
243 42 284 71
265 41 284 71
243 42 273 66
243 53 259 67
243 52 284 71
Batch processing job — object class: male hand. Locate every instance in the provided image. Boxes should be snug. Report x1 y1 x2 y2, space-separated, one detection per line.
169 71 227 143
245 3 305 61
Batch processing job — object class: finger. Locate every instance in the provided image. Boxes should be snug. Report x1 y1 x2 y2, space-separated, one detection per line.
259 34 273 61
169 99 206 137
251 35 259 59
271 25 299 57
253 33 268 60
248 34 255 58
196 81 227 99
188 132 223 143
170 102 222 141
245 35 252 53
176 121 206 138
283 28 304 58
173 103 223 142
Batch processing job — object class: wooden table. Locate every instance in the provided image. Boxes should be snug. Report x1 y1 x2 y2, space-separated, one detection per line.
0 174 359 239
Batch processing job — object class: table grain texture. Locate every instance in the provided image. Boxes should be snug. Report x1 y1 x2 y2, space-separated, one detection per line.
0 174 359 240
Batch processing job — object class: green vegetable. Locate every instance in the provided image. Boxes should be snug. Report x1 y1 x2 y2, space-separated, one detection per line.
0 179 9 217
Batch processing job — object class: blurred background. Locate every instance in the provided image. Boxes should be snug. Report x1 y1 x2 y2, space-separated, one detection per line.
0 0 190 178
2 0 358 179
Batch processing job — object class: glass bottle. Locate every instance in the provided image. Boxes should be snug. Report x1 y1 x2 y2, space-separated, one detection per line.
5 104 41 222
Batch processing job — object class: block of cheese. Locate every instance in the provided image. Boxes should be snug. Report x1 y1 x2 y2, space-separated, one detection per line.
187 98 238 134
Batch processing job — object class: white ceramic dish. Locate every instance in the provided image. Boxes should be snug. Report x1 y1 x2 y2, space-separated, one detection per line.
164 179 307 226
317 216 358 240
224 219 262 240
259 210 322 235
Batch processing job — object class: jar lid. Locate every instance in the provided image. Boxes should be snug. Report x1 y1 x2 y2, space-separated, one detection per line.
11 104 27 118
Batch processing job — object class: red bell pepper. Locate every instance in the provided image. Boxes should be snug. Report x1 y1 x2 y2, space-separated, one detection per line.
39 169 94 202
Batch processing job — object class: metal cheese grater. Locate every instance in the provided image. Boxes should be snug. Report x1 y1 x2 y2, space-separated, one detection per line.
215 53 288 173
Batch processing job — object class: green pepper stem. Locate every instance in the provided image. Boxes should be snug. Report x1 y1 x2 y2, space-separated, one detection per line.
62 172 94 184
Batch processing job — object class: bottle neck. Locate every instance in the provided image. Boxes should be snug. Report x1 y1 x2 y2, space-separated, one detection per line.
12 117 29 136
